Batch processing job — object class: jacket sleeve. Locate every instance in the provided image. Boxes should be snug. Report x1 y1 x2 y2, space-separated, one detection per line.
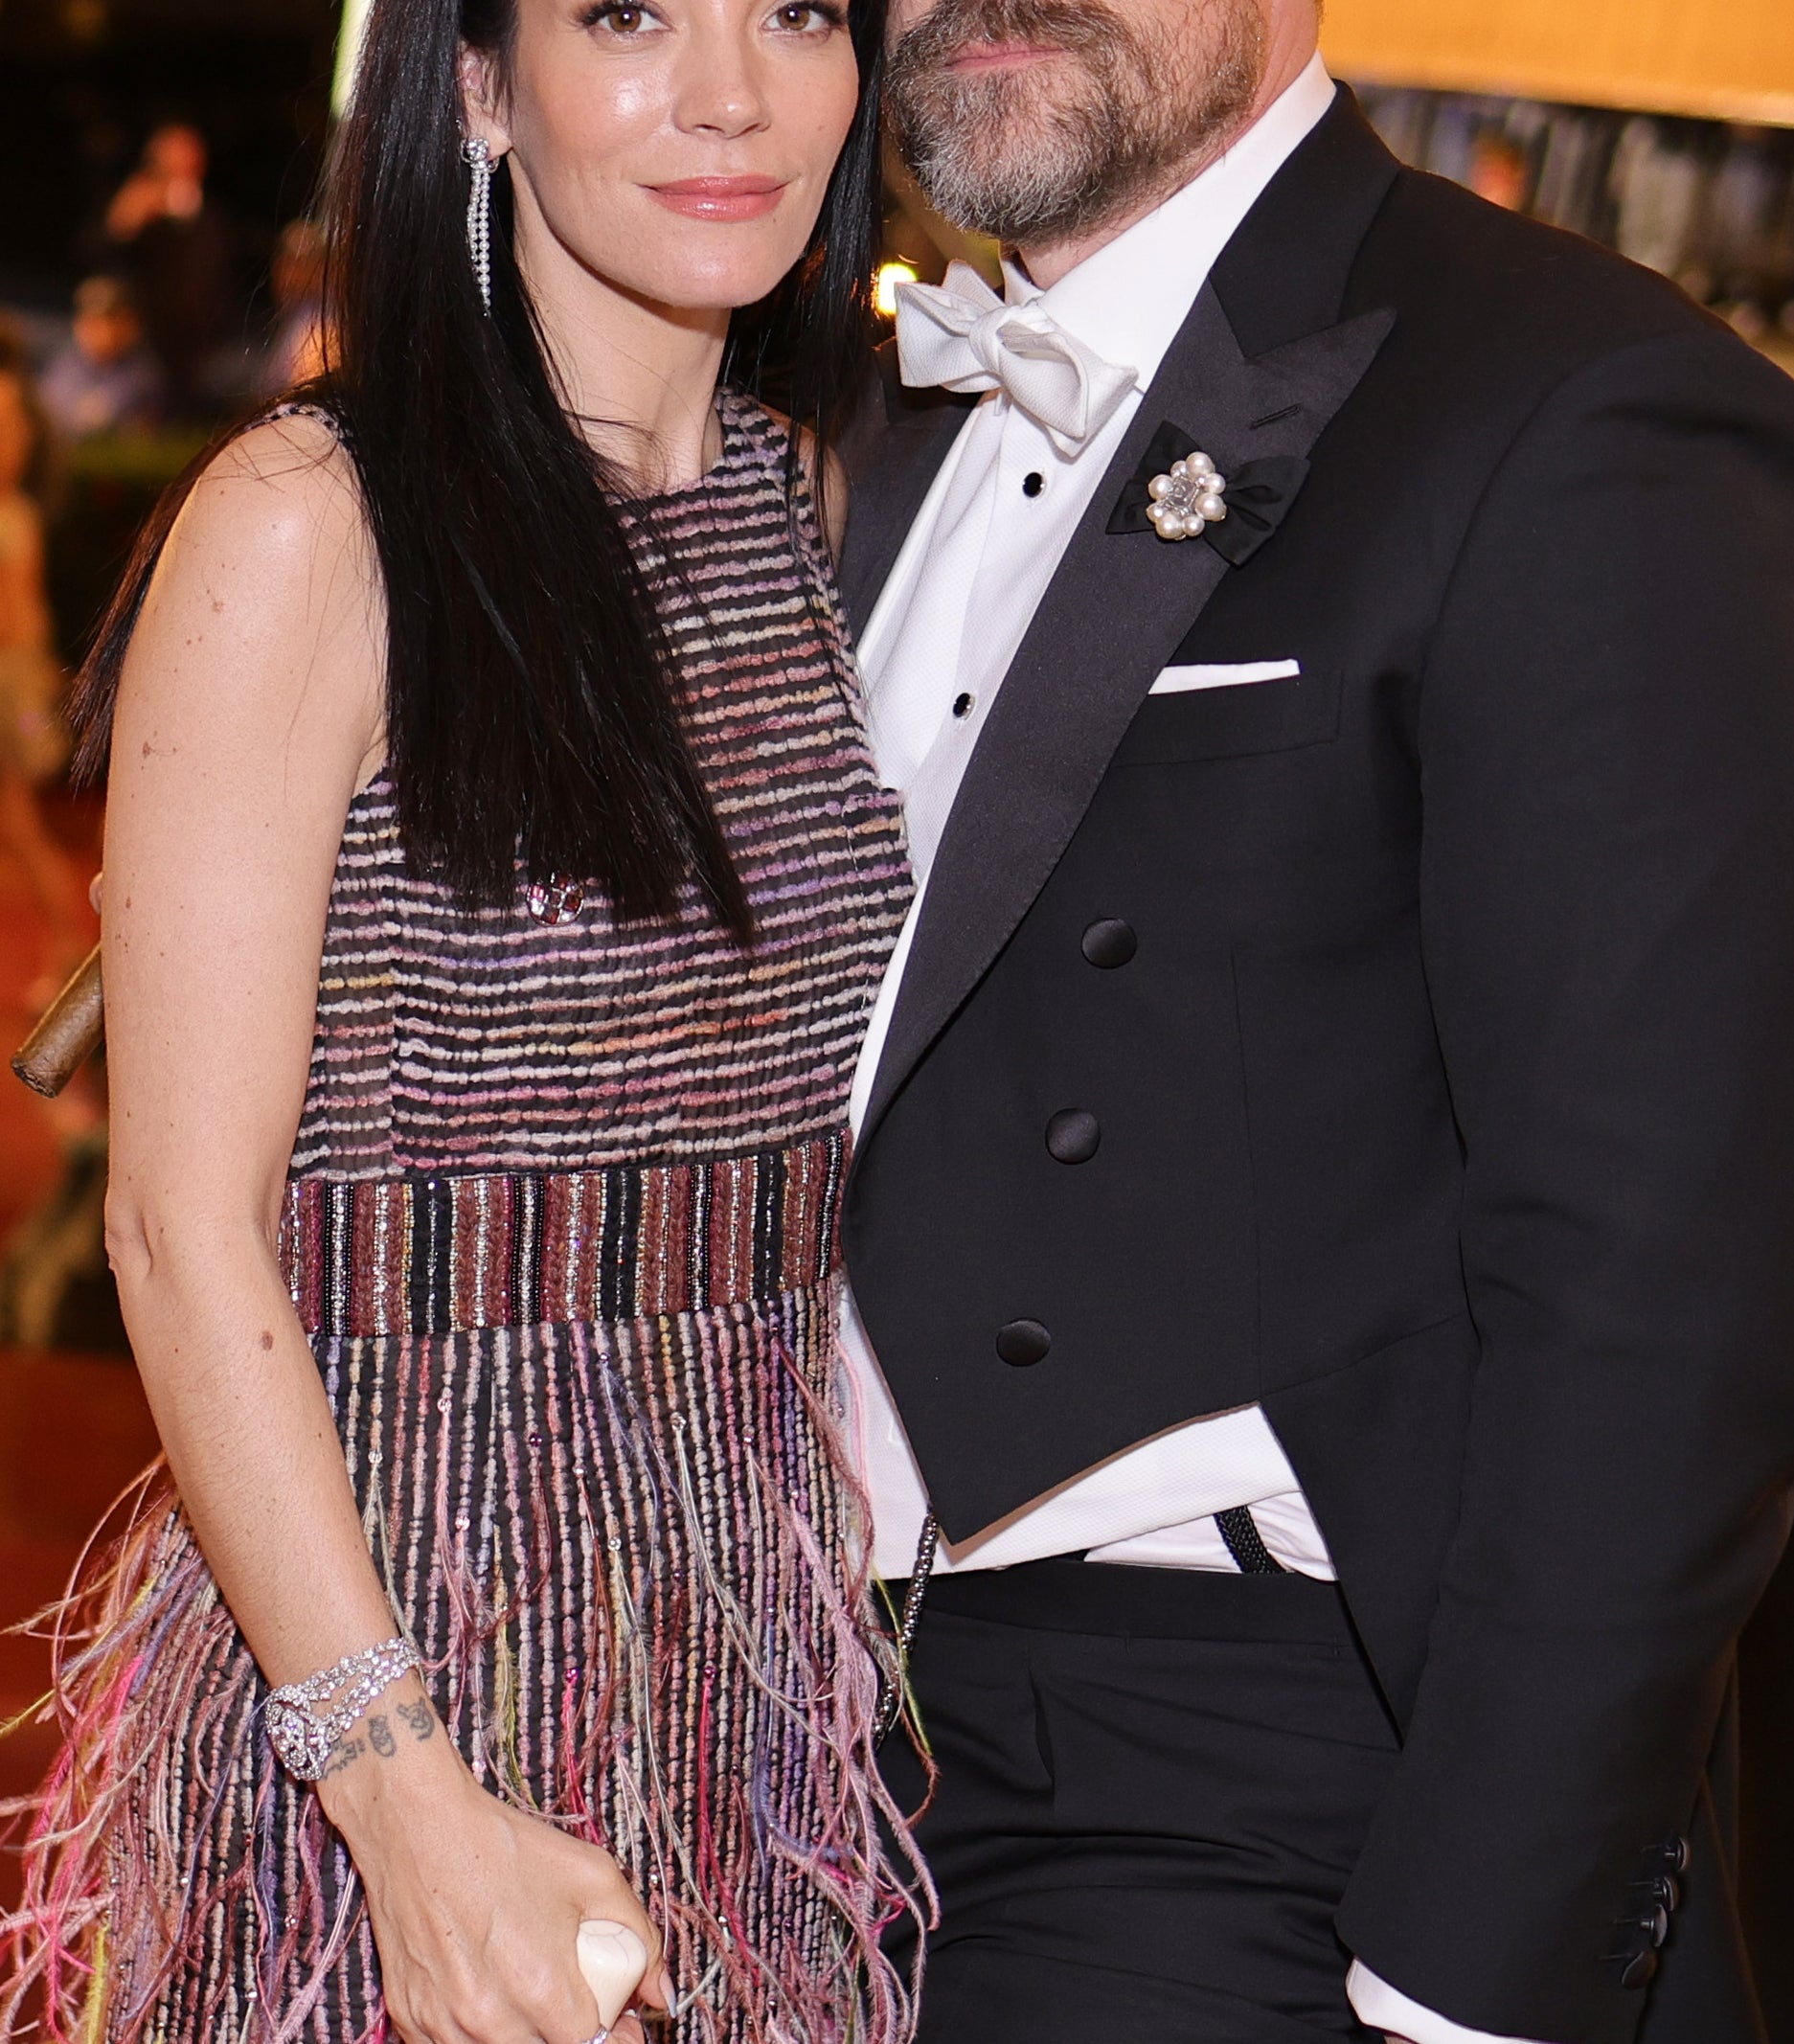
1334 327 1794 2044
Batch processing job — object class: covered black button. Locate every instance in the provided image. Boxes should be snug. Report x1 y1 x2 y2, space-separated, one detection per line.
1646 1873 1680 1912
1620 1951 1658 1991
997 1319 1052 1368
1640 1905 1670 1948
1046 1110 1101 1165
1656 1834 1691 1875
1081 918 1138 968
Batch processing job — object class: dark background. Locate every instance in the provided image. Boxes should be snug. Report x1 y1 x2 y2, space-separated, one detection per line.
1 0 336 315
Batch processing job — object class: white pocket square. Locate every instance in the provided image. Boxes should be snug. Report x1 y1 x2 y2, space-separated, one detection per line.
1149 659 1302 695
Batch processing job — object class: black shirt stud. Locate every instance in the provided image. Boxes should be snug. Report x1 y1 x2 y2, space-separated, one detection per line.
1081 918 1137 968
997 1319 1052 1368
1046 1110 1101 1164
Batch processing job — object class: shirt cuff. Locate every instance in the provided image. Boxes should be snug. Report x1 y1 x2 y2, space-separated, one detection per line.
1346 1961 1556 2044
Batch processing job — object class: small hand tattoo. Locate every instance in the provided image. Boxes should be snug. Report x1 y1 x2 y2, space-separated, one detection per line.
369 1715 397 1758
397 1699 436 1742
321 1737 364 1778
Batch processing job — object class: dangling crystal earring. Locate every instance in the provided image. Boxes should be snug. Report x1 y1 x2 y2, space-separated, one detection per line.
462 138 494 311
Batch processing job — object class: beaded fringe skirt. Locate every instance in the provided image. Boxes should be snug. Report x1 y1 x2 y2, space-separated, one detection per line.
2 1134 929 2044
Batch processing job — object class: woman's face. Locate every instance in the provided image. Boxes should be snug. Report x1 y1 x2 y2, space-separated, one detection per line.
467 0 861 314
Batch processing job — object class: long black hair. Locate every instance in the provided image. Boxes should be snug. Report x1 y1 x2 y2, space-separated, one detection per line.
73 0 888 935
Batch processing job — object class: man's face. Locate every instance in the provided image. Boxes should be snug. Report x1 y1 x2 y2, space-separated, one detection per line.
885 0 1266 250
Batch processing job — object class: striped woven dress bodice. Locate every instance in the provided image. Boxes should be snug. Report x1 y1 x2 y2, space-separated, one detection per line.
290 389 909 1193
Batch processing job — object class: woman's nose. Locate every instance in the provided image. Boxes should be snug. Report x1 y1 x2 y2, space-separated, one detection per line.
672 36 772 138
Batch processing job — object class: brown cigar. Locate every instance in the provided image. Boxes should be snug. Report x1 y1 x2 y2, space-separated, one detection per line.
12 944 104 1099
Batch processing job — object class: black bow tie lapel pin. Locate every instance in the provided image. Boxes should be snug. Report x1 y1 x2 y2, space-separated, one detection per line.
1106 419 1310 569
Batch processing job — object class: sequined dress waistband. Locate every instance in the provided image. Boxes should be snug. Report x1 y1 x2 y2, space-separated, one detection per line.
280 1128 850 1337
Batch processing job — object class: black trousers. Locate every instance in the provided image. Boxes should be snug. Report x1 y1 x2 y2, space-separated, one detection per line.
879 1560 1769 2044
878 1560 1396 2044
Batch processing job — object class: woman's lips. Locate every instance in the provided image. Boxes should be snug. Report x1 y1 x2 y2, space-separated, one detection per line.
647 177 787 221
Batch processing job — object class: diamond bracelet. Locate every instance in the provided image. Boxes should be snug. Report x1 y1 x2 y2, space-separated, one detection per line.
264 1636 421 1782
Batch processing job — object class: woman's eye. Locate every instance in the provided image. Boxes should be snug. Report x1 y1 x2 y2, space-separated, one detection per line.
588 2 654 31
771 2 841 29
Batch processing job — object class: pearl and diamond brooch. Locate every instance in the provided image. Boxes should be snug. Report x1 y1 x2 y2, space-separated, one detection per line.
1146 451 1229 542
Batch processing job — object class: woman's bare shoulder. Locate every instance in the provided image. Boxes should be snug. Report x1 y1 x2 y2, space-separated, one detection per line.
130 411 385 761
178 410 370 573
159 414 379 651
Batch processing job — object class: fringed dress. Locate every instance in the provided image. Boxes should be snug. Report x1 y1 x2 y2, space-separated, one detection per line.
5 391 923 2044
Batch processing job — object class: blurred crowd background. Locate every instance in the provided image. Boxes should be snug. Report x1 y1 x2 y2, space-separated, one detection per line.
0 0 1791 2021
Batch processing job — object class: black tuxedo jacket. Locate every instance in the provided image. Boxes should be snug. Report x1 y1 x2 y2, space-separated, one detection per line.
838 95 1794 2044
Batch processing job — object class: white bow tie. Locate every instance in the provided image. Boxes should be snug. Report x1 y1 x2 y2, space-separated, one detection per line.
894 261 1138 458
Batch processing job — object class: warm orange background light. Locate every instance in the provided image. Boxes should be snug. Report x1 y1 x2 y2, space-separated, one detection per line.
1321 0 1794 128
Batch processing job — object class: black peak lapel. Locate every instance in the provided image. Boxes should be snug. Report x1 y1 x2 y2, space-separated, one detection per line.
837 348 977 638
860 284 1397 1139
1211 87 1402 357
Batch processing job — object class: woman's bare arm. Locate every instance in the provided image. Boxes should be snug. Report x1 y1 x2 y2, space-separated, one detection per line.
102 415 391 1692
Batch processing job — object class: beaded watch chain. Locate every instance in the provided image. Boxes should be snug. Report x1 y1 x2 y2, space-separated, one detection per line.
874 1514 940 1747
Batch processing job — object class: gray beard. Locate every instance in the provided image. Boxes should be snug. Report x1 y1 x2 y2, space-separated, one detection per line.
887 0 1265 249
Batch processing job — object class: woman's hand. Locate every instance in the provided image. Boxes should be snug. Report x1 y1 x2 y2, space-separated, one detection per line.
319 1684 670 2044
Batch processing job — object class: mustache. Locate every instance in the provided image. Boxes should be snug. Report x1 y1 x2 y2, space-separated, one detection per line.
887 0 1129 81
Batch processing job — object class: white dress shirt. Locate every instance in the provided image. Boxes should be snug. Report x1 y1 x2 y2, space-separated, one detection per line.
837 55 1552 2044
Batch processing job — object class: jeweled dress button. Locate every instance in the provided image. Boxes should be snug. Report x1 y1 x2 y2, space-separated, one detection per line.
527 876 586 924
